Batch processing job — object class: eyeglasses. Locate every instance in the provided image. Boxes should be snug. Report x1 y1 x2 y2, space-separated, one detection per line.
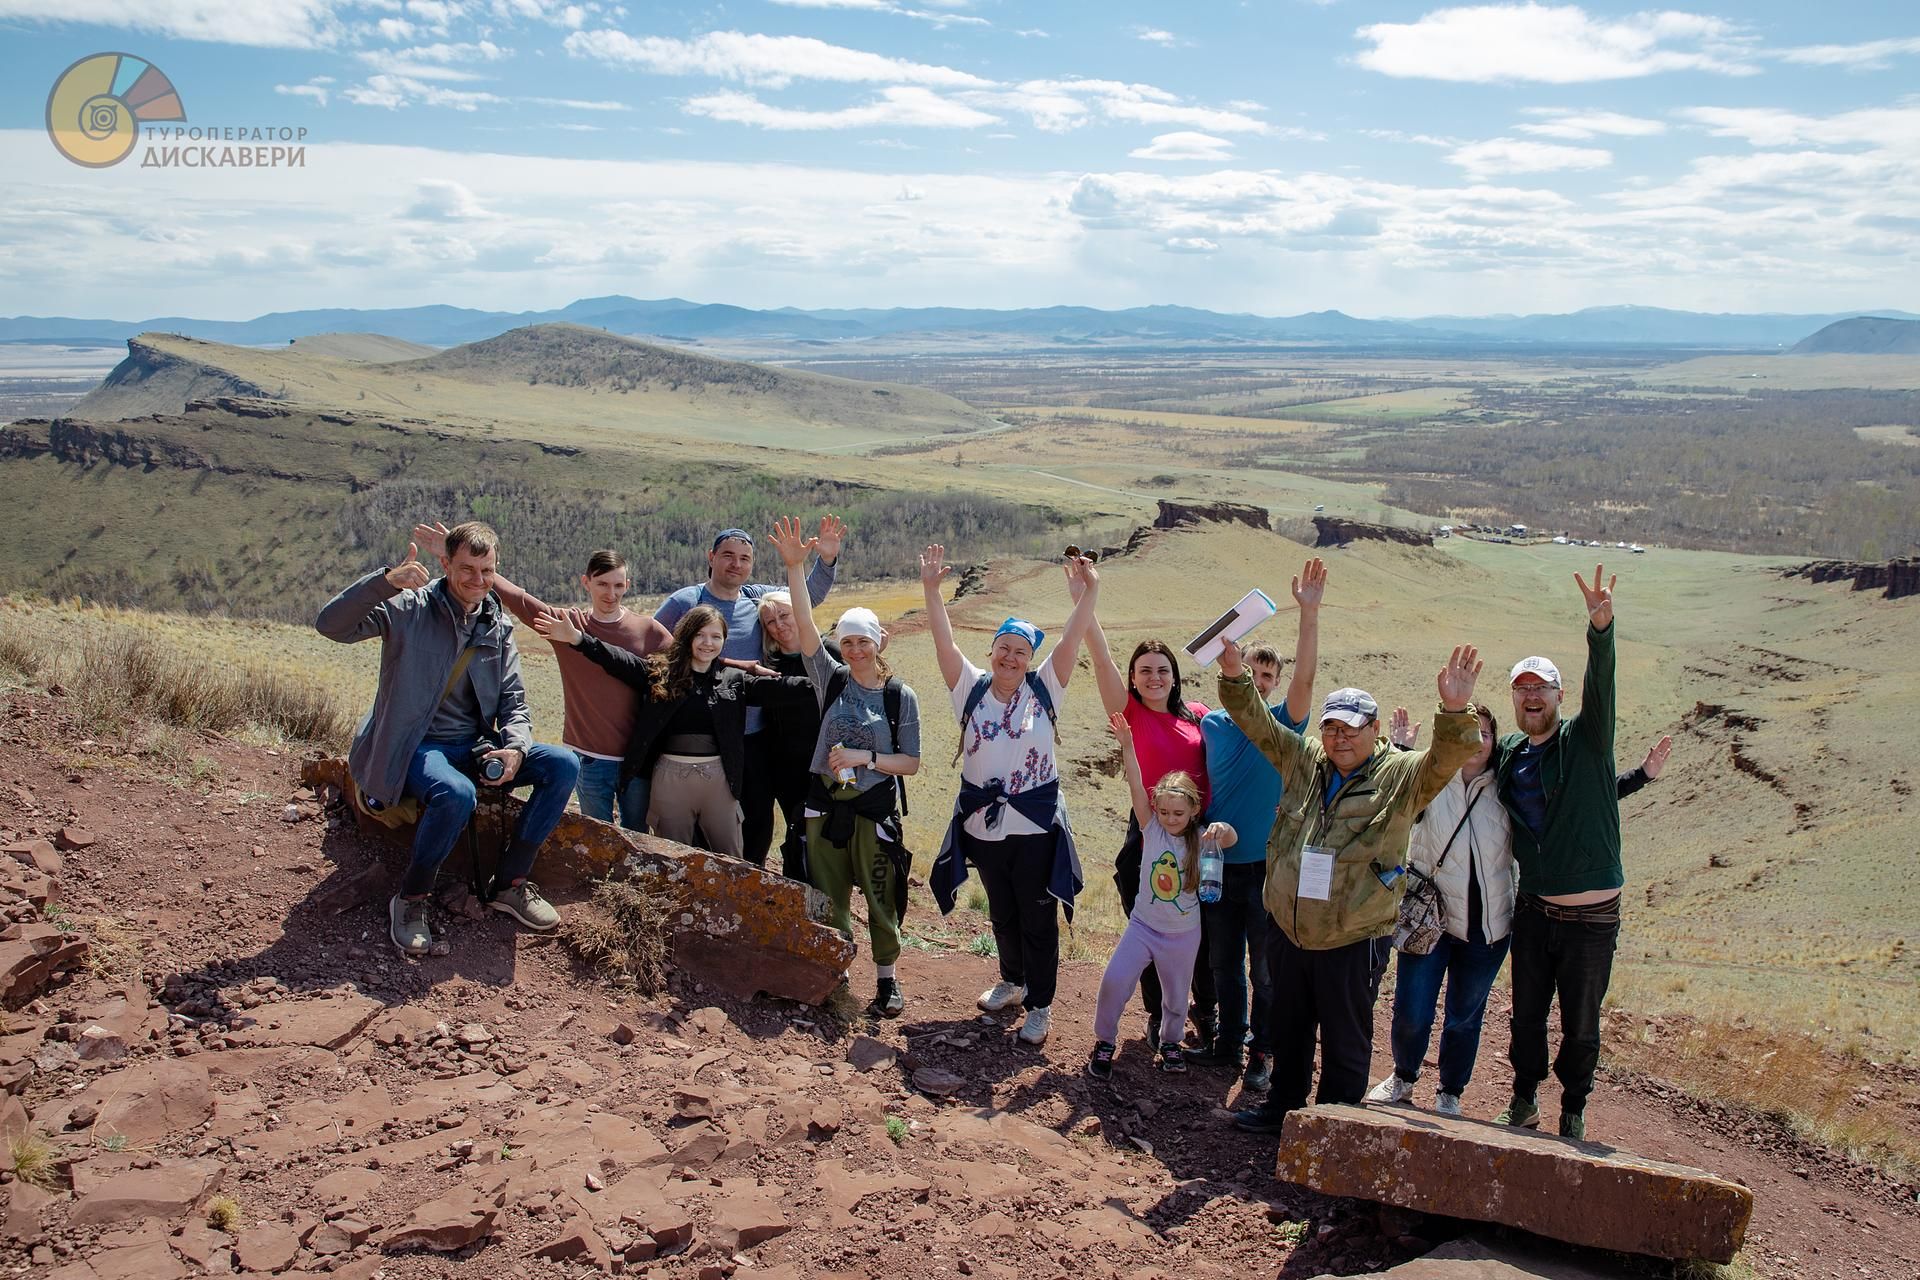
1320 721 1371 740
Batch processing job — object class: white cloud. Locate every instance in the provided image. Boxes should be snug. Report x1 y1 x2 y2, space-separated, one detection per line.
1354 4 1755 83
358 42 513 81
345 74 508 111
1517 109 1666 139
767 0 990 27
402 179 491 220
1136 27 1180 47
1130 132 1235 161
526 97 631 111
376 17 416 42
1677 103 1920 149
1775 37 1920 70
972 79 1279 136
683 87 1000 130
1448 137 1613 177
1364 129 1457 147
0 0 351 48
563 29 991 88
275 80 332 106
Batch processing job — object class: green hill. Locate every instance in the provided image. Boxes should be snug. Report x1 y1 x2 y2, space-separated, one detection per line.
1789 316 1920 355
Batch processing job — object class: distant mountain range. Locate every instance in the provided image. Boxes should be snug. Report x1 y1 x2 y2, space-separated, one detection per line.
1789 316 1920 355
5 297 1917 351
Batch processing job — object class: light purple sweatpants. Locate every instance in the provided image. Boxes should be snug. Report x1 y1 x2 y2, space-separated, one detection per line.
1093 917 1205 1045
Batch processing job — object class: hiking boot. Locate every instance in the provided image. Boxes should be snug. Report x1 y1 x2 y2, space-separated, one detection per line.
1145 1015 1160 1049
867 978 905 1019
1188 1013 1219 1050
1434 1090 1463 1117
1188 1031 1243 1068
389 895 433 956
1243 1051 1273 1092
1086 1040 1117 1081
1232 1102 1291 1134
1496 1096 1541 1129
488 879 560 931
1366 1075 1417 1105
978 980 1027 1013
1558 1110 1586 1141
1016 1005 1052 1046
1156 1042 1188 1074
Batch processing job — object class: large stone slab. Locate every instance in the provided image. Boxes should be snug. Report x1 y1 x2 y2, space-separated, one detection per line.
1275 1105 1752 1264
303 758 856 1004
1357 1233 1639 1278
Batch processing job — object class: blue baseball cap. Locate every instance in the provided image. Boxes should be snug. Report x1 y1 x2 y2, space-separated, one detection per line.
1320 687 1379 727
711 528 754 551
994 617 1044 655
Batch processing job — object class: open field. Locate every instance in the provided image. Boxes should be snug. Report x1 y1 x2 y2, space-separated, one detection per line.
989 405 1324 433
1636 353 1920 391
1274 386 1474 420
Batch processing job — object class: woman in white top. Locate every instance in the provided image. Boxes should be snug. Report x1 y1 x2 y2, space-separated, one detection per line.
922 544 1099 1047
1367 703 1517 1116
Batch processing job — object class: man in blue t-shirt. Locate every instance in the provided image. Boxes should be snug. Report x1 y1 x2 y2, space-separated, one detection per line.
1190 560 1322 1091
654 519 843 865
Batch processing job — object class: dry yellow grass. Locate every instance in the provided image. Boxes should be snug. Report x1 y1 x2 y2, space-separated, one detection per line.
996 405 1324 434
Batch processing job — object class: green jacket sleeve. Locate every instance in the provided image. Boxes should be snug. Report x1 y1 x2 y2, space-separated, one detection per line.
1571 621 1615 757
1406 704 1482 815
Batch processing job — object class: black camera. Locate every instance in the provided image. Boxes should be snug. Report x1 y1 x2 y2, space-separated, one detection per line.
479 753 506 782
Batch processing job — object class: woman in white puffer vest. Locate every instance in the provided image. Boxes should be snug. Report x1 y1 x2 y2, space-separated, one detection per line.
1366 703 1516 1117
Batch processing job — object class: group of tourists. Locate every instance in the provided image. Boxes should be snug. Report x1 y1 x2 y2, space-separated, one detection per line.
318 513 1665 1140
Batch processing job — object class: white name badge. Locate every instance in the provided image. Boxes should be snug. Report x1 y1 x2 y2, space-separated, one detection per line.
1299 845 1335 901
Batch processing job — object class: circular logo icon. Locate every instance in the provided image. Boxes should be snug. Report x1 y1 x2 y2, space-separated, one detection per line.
46 52 187 168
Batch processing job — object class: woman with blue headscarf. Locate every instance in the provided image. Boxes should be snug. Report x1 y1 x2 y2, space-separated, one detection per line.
922 545 1100 1047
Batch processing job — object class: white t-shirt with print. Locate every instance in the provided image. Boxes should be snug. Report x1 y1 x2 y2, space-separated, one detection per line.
950 657 1066 841
1132 816 1202 935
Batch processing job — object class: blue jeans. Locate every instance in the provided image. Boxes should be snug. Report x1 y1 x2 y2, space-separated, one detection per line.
1387 931 1512 1097
1204 861 1273 1054
575 755 649 832
401 738 579 897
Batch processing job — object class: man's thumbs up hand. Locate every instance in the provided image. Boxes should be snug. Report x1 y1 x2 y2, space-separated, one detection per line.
386 542 431 591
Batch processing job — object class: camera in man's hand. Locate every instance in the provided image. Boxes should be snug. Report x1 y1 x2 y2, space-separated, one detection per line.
478 752 507 783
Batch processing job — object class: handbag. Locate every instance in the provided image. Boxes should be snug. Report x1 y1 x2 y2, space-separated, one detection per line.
1392 788 1481 955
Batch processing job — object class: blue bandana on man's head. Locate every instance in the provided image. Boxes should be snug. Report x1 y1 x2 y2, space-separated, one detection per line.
994 617 1044 656
711 528 754 552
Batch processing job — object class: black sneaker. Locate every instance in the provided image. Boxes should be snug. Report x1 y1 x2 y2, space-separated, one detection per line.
1232 1103 1291 1134
1086 1040 1117 1080
1189 1034 1243 1069
1189 1015 1220 1050
1243 1051 1273 1092
1157 1042 1188 1074
867 978 905 1019
1145 1014 1160 1048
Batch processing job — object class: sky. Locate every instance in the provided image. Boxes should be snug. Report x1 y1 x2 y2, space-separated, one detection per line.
2 1 1918 321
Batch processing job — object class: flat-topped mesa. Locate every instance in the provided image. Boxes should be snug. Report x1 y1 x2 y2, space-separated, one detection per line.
300 757 856 1005
1275 1104 1753 1264
1154 498 1272 531
1313 515 1433 549
1781 555 1920 601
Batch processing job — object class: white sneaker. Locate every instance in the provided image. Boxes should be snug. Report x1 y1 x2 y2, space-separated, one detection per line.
1434 1091 1463 1117
1366 1075 1416 1105
1016 1005 1051 1045
977 980 1027 1013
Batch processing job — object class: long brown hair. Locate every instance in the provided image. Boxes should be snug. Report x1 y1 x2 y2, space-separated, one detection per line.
1128 639 1202 725
1152 770 1204 893
652 605 727 700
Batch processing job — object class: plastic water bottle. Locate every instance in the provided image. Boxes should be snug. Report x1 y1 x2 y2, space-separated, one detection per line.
1198 833 1223 904
833 743 857 785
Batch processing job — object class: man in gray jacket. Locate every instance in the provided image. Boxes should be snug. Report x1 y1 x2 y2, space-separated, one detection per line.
317 521 579 956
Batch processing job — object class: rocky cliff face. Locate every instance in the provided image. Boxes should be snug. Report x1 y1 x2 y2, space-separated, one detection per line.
66 336 280 421
1781 557 1920 601
1153 499 1272 531
1312 516 1432 549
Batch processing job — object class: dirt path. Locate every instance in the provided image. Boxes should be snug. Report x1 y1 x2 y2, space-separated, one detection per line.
1 686 1914 1279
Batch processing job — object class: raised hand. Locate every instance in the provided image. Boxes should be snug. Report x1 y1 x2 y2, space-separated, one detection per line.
769 516 815 569
1436 644 1483 712
1107 709 1135 750
1064 553 1098 601
530 608 582 646
1576 564 1616 630
815 514 848 564
1642 734 1673 780
385 543 431 592
1292 557 1328 610
920 544 950 590
411 521 451 571
1388 706 1421 749
1218 635 1246 680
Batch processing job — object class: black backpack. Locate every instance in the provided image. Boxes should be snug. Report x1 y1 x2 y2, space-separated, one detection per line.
951 671 1058 767
821 669 910 816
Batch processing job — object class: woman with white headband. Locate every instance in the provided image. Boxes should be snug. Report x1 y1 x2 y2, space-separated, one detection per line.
923 544 1100 1047
769 517 924 1019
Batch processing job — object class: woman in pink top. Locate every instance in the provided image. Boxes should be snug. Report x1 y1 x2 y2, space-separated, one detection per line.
1088 619 1217 1053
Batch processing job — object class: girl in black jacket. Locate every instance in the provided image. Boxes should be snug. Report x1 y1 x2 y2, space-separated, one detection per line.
534 604 810 858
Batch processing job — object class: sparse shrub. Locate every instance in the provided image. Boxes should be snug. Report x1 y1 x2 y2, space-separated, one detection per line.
963 885 989 913
84 916 145 983
206 1195 242 1232
885 1116 909 1145
560 872 676 995
966 932 997 958
0 627 42 677
69 628 347 747
9 1131 61 1190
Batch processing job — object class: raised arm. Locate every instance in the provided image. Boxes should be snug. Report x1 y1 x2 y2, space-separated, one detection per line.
1049 555 1101 687
1109 711 1152 830
1283 557 1324 727
1087 615 1129 716
1406 645 1485 812
770 517 823 657
531 609 653 694
1617 735 1670 798
1217 637 1309 774
316 546 428 643
919 544 967 692
486 568 550 630
1572 565 1617 755
803 514 845 606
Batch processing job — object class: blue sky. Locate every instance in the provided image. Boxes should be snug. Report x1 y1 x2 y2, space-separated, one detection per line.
3 1 1918 320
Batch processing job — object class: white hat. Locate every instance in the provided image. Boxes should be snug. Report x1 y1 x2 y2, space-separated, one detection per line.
1509 656 1561 687
1320 687 1379 728
833 607 885 646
